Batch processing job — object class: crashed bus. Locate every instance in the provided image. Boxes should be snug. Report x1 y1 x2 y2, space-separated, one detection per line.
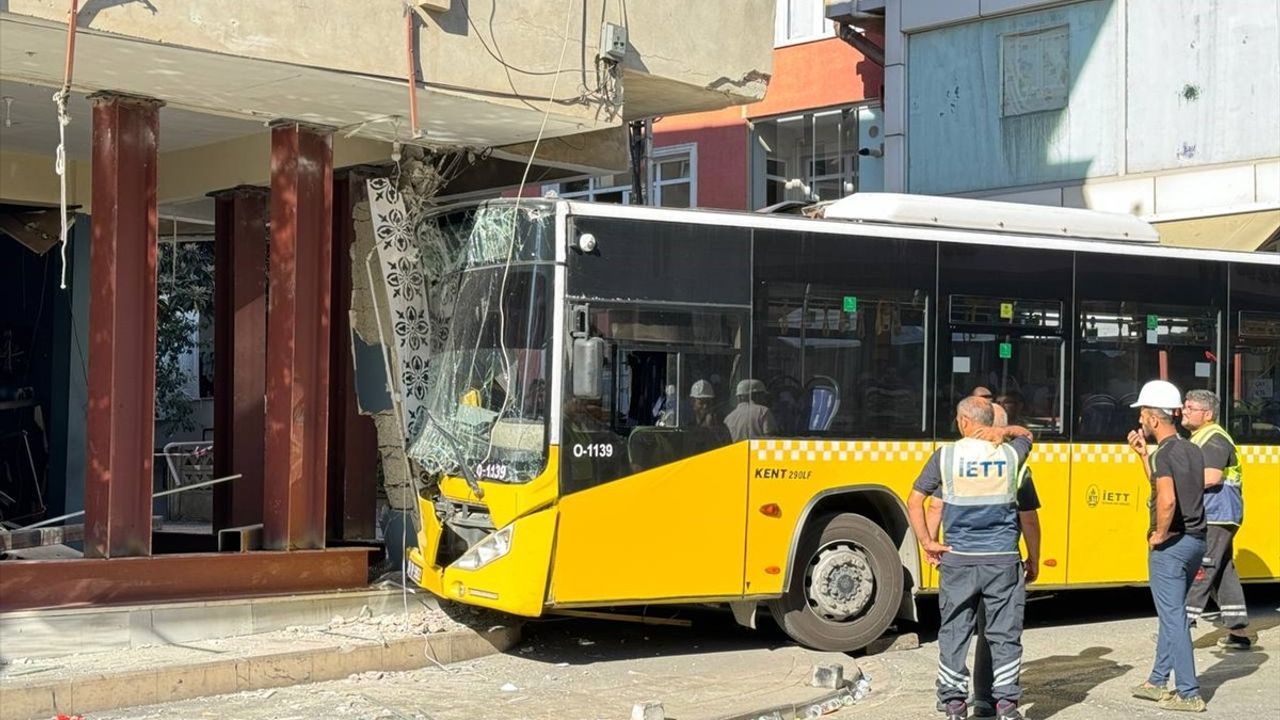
404 194 1280 652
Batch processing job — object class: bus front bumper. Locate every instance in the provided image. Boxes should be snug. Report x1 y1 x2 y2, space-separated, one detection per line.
406 495 556 617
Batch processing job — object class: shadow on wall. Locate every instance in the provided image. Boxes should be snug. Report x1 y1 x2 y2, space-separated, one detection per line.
906 0 1116 195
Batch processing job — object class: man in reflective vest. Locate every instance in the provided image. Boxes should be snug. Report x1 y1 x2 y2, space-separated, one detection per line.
1181 389 1250 650
926 402 1041 719
908 396 1036 720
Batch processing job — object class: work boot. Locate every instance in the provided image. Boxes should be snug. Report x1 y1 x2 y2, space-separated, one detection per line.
995 700 1023 720
1158 693 1207 712
1131 682 1172 701
1217 633 1252 651
942 700 967 720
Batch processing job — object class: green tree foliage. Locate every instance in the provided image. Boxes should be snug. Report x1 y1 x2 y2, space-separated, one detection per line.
155 240 214 432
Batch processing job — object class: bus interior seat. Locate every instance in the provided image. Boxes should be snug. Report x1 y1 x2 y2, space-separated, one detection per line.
805 375 841 432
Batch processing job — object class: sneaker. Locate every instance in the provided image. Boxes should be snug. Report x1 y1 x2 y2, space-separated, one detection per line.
995 700 1024 720
1217 634 1253 650
1132 682 1172 701
943 700 968 720
1158 694 1207 712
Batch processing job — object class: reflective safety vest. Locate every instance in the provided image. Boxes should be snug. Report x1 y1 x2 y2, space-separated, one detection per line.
1190 422 1244 526
938 437 1023 562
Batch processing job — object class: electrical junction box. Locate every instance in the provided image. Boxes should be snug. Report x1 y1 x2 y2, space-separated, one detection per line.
600 22 627 62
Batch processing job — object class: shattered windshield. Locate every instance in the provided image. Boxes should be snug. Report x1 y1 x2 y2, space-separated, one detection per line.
408 203 554 484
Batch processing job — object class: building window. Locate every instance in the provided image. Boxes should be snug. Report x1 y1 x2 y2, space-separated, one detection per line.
775 0 834 46
544 145 696 208
752 107 867 208
1001 25 1070 117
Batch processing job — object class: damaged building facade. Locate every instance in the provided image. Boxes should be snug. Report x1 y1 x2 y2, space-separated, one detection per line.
0 0 774 609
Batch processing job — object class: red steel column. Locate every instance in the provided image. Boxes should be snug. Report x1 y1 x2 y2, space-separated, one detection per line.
264 121 334 550
327 172 379 541
212 186 269 531
84 92 163 559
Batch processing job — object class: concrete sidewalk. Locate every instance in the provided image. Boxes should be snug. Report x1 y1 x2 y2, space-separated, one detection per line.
0 590 520 720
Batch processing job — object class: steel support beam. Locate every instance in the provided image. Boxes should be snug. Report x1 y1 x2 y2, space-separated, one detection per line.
264 121 334 550
327 171 379 541
84 92 163 559
212 186 270 531
0 548 372 611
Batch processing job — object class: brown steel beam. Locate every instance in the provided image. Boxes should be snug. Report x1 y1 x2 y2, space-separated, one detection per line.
0 548 372 612
211 186 269 532
84 92 163 559
264 121 335 550
327 172 379 541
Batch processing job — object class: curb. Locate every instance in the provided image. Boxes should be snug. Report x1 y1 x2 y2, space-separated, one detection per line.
0 624 521 720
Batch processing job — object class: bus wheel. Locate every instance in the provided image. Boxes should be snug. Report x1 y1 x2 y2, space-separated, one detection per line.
767 512 903 652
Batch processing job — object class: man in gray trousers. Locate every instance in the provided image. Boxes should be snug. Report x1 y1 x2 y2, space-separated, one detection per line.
908 396 1038 720
927 403 1042 717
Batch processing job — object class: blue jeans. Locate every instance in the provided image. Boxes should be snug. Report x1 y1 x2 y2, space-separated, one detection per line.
1148 533 1207 697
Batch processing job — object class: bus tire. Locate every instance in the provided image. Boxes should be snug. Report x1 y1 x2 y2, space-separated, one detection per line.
767 512 903 652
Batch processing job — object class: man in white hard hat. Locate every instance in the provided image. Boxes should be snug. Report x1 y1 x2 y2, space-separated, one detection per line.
690 379 722 429
1126 380 1208 713
723 378 777 442
1181 389 1250 650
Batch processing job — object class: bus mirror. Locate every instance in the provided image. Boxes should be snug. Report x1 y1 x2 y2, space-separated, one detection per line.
572 337 604 399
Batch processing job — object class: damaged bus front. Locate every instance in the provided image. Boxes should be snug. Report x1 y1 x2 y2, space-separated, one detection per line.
406 200 563 616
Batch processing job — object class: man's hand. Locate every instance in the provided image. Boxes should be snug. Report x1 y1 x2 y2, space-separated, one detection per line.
923 539 952 566
974 424 1032 443
1024 556 1039 583
1127 429 1148 457
1148 530 1169 549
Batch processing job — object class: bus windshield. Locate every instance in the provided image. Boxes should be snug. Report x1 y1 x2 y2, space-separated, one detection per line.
409 202 554 484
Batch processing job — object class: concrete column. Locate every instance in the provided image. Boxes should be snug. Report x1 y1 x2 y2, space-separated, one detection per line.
211 186 269 532
327 171 379 541
263 121 334 550
84 92 163 559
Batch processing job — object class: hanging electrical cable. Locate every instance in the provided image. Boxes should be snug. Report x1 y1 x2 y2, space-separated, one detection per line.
52 0 80 290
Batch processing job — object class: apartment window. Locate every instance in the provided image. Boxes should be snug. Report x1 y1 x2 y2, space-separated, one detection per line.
752 107 861 208
775 0 834 46
544 145 696 208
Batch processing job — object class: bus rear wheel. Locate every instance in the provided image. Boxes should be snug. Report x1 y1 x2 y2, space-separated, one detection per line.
767 512 903 652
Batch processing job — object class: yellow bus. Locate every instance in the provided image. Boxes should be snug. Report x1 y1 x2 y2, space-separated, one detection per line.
405 194 1280 651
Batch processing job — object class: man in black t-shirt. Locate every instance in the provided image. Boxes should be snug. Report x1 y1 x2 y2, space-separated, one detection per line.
1126 380 1207 713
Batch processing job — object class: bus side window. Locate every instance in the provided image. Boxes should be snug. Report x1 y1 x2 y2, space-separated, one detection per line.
1073 254 1224 442
1229 263 1280 445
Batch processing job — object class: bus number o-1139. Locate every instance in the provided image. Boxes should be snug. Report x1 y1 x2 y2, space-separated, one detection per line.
572 443 614 459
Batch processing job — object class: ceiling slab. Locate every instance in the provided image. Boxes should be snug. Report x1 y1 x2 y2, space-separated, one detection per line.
0 16 614 151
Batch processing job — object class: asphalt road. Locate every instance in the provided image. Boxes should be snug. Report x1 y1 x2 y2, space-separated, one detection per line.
94 584 1280 719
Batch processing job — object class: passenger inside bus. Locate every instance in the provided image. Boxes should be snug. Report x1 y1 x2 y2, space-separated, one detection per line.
724 378 778 442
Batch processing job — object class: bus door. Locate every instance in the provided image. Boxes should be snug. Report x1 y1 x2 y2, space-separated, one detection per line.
1070 252 1225 584
944 295 1070 585
551 304 751 604
1228 263 1280 579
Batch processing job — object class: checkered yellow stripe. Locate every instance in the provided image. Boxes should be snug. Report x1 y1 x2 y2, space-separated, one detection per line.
1070 443 1142 465
1239 445 1280 465
746 440 1279 465
750 439 932 463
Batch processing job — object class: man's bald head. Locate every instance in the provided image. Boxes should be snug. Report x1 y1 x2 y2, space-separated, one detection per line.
992 404 1008 428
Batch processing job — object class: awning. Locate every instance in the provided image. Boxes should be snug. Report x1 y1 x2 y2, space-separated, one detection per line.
1154 209 1280 252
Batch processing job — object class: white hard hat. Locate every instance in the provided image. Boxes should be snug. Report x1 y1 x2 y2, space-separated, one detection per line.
690 380 715 399
1131 380 1182 411
736 378 767 396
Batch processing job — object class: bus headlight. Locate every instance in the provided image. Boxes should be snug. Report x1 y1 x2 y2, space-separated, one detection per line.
453 526 513 571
